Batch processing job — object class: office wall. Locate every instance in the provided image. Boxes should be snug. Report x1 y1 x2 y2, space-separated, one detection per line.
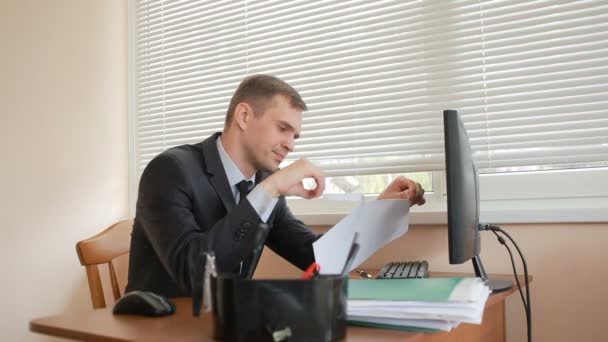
257 222 608 342
0 1 128 341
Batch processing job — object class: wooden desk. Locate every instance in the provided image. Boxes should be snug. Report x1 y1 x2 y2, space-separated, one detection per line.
31 274 526 342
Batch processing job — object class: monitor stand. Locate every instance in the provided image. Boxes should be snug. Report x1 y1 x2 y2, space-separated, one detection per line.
472 255 513 293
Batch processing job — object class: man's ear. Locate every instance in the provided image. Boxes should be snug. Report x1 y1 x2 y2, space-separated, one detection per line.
233 102 255 131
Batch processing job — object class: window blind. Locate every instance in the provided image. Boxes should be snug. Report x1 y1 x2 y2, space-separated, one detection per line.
456 0 608 171
133 0 608 177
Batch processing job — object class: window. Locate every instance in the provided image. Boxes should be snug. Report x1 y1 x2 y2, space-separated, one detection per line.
129 0 608 223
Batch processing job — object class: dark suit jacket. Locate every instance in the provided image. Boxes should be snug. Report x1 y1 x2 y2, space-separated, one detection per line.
126 132 317 297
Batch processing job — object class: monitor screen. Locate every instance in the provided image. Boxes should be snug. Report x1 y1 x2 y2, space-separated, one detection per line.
443 109 513 292
443 110 480 264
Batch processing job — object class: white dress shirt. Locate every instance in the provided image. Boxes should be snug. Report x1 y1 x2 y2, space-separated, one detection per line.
216 137 278 222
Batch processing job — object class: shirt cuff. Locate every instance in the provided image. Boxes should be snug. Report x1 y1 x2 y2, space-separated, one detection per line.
247 186 279 222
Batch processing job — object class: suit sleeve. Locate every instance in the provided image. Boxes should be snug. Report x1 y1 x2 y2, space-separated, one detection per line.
265 196 319 270
136 154 263 294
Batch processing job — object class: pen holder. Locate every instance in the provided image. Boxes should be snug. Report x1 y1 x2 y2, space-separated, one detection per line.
211 274 347 342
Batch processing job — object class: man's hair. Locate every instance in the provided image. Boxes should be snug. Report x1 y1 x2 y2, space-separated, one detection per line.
224 74 307 126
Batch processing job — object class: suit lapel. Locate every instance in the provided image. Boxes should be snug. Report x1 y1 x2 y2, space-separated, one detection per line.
199 132 236 211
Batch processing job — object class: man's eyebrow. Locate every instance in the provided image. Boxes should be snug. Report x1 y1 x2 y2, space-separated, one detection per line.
279 120 300 139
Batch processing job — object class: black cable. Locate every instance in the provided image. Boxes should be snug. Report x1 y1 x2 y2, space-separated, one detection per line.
491 230 527 312
486 225 532 342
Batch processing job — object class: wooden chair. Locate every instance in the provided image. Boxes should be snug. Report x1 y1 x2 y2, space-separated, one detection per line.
76 220 133 309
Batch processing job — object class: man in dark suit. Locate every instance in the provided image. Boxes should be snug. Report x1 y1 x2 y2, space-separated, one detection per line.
126 75 425 298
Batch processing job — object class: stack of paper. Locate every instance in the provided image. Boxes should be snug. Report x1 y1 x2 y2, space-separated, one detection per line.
347 277 491 332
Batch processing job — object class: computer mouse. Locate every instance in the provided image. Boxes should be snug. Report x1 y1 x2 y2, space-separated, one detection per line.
112 290 175 317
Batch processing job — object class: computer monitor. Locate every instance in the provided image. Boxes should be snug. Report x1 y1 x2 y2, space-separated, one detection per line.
443 110 513 292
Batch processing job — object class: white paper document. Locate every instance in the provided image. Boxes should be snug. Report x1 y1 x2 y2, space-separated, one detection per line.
313 199 410 275
346 278 491 331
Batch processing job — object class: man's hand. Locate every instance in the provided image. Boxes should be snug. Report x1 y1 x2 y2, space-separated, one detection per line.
259 158 325 199
378 176 426 206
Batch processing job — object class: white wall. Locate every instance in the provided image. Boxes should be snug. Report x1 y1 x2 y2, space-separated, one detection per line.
0 1 128 340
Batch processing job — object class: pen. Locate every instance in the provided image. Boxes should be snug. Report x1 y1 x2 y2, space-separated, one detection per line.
355 269 373 279
244 223 270 279
341 232 360 277
301 262 321 280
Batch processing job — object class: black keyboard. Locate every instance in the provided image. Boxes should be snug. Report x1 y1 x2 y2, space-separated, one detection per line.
376 260 429 279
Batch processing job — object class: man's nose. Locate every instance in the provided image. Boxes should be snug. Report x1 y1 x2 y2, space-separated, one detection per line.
283 137 295 152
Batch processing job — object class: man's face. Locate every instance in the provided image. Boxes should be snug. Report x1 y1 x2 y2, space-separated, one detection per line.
244 95 302 173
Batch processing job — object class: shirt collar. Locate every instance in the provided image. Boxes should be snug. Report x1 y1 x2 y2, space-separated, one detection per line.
216 136 255 192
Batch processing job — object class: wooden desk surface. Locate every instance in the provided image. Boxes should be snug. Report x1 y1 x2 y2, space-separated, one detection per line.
30 273 528 342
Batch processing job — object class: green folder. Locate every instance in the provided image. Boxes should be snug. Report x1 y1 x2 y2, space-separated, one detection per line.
348 277 473 302
348 320 439 333
346 277 489 332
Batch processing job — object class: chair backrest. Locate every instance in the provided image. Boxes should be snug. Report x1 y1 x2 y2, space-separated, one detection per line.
76 219 133 309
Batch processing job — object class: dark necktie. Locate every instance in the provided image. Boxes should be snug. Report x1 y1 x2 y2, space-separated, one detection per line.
236 180 253 203
236 179 254 275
